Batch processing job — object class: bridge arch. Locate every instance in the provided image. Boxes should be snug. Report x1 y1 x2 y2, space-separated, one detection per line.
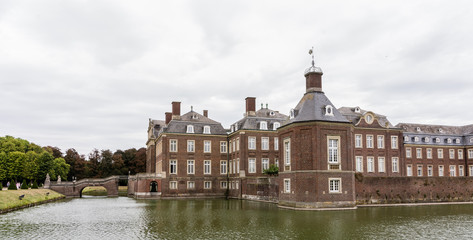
48 176 127 198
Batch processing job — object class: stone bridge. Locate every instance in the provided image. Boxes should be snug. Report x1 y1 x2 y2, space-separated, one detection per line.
47 175 127 198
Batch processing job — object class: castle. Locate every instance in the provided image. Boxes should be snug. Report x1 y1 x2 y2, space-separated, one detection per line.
128 54 473 209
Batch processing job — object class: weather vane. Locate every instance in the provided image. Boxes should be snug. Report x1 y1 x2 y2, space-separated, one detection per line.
309 46 315 67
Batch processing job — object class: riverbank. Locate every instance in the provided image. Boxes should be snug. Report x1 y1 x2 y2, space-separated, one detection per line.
0 189 65 214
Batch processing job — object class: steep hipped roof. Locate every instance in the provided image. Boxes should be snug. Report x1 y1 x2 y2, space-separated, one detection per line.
339 106 394 128
232 107 288 131
163 111 227 135
284 91 349 125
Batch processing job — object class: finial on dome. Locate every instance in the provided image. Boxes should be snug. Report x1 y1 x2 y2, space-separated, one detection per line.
304 46 323 76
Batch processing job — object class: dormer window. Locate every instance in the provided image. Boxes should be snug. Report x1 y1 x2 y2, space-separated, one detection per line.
414 136 419 142
470 138 473 144
416 127 421 132
455 138 461 144
446 138 452 144
435 138 441 143
404 136 410 142
191 114 198 119
365 114 374 124
203 126 211 134
231 125 234 132
438 128 444 133
234 124 238 131
354 107 361 113
325 105 334 116
260 121 268 130
424 137 430 143
186 125 194 133
270 111 275 116
273 122 280 130
290 109 295 119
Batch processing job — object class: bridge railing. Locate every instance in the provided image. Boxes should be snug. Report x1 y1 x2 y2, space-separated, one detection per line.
50 175 124 186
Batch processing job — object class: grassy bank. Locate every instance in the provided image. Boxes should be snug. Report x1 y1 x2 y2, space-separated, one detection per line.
0 189 64 213
82 186 128 196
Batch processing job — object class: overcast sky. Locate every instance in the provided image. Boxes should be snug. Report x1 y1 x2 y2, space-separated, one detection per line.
1 0 473 156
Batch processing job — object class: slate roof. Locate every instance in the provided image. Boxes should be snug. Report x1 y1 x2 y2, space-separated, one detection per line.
396 123 473 135
231 108 288 131
162 111 227 135
338 106 394 128
148 119 165 138
284 92 349 125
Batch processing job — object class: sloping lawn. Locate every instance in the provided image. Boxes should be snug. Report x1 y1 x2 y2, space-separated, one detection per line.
0 189 64 211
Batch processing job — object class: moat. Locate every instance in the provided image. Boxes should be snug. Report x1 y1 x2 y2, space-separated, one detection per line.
1 197 473 239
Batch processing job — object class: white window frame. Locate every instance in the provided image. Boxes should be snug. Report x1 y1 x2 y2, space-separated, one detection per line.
416 148 422 159
458 149 464 159
187 140 195 152
355 156 363 172
407 165 413 176
260 121 268 130
469 149 473 159
274 137 279 150
261 137 269 150
367 157 374 173
329 178 341 193
427 165 433 177
169 160 177 174
284 138 291 167
377 135 385 149
378 157 385 173
469 165 473 176
248 158 256 173
236 158 240 173
438 149 444 159
204 140 211 153
273 122 280 130
439 165 444 177
262 158 269 172
427 148 432 159
186 125 194 133
229 160 232 174
328 136 340 164
391 136 398 149
170 139 178 152
204 160 211 175
284 179 291 193
236 137 240 151
220 181 227 189
459 165 464 176
169 181 177 189
187 181 195 189
203 125 211 134
449 149 455 159
406 147 412 158
417 165 423 176
220 160 227 174
220 141 227 153
248 137 256 150
392 157 399 173
187 160 195 175
449 165 456 177
366 135 373 148
204 181 211 189
355 134 362 148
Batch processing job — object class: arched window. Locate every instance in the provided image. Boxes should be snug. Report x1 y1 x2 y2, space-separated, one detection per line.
186 125 194 133
203 126 211 134
260 121 268 130
325 105 334 116
273 122 280 130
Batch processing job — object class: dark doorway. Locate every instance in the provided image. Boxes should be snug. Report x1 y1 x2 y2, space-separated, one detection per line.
150 181 158 192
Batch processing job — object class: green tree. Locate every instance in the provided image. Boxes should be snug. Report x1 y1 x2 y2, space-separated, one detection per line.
37 152 55 180
0 152 7 180
22 151 39 180
52 157 70 180
7 151 26 181
100 150 113 177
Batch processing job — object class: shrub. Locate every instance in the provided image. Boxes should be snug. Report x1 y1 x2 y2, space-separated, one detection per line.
263 164 279 176
32 181 39 189
21 179 28 189
8 180 17 190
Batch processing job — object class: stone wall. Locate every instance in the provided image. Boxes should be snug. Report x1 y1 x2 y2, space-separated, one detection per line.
356 175 473 204
240 176 279 202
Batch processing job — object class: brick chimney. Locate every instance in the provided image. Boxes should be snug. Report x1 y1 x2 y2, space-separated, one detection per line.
305 71 323 93
203 110 208 118
245 97 256 116
165 112 172 125
171 101 181 120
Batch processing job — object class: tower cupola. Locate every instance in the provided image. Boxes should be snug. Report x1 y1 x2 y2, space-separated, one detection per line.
304 47 323 93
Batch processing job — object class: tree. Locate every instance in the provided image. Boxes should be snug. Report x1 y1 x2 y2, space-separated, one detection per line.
88 149 101 178
52 157 70 180
37 152 55 181
22 151 39 180
44 146 63 159
99 150 113 177
7 151 26 181
111 153 125 175
0 152 7 181
129 148 146 174
64 148 87 180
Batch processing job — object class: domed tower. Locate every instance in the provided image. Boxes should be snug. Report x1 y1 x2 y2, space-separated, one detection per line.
277 48 356 209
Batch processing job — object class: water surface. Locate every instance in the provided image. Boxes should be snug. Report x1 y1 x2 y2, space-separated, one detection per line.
1 197 473 239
